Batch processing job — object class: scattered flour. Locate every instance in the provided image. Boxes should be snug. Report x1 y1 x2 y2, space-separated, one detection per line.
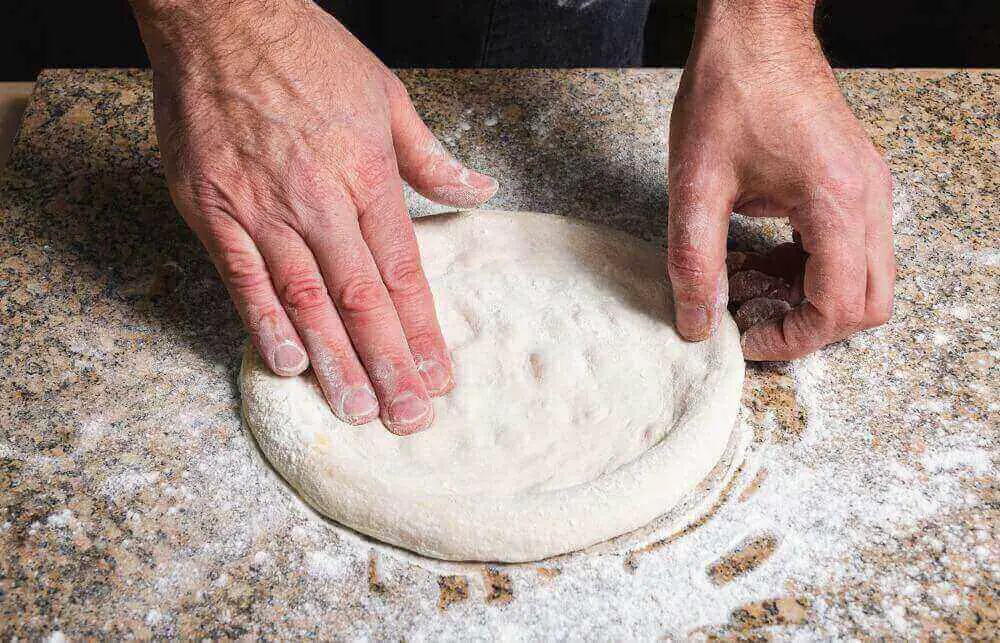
970 249 999 267
396 336 991 638
57 293 985 640
921 445 993 475
0 440 18 459
102 468 159 503
305 549 351 581
46 509 73 529
931 331 952 347
252 551 272 568
891 179 916 225
946 303 972 320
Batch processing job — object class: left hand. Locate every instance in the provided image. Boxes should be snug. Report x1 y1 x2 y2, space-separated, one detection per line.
666 0 894 360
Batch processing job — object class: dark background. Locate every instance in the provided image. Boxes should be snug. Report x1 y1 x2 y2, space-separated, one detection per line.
1 0 997 80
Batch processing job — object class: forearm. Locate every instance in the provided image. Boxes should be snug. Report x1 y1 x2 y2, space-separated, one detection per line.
696 0 815 31
129 0 290 24
689 0 825 76
694 0 818 55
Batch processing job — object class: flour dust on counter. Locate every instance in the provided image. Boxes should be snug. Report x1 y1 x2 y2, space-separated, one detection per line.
240 210 746 562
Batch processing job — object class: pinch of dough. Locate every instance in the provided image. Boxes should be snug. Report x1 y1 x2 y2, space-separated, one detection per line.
240 210 744 562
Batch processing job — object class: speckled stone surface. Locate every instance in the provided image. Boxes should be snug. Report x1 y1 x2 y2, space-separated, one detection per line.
1 68 997 638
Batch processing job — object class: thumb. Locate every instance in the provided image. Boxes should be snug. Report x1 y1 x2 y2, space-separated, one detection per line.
666 168 734 341
387 79 498 208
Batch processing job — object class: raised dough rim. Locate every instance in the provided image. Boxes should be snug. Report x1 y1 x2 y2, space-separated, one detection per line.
239 386 749 571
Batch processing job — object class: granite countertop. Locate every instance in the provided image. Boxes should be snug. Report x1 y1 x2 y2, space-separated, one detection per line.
1 68 996 638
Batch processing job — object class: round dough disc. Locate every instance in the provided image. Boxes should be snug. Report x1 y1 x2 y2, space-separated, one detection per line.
240 210 744 562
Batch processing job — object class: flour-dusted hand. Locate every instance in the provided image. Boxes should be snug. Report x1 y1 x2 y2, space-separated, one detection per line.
666 0 894 360
131 0 498 433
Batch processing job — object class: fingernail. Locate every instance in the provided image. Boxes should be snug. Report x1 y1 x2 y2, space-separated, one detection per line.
416 358 452 395
387 391 432 431
272 341 307 375
676 304 709 341
459 166 499 193
341 385 378 424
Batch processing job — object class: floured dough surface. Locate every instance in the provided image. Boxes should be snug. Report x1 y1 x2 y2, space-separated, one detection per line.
240 210 744 562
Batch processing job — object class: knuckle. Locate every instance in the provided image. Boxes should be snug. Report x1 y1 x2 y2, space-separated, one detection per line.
286 158 350 216
667 246 712 286
280 272 330 316
336 276 388 316
253 209 299 239
182 174 234 219
385 74 411 102
216 245 268 293
834 300 866 331
243 308 283 344
383 256 428 299
782 309 817 346
819 157 867 201
356 185 397 223
179 165 274 234
349 143 396 204
406 327 442 353
868 301 893 327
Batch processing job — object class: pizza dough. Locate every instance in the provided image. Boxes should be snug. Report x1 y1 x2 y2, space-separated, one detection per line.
240 210 744 562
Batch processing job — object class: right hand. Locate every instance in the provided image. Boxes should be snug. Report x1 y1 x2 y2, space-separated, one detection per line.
133 0 498 434
665 0 894 359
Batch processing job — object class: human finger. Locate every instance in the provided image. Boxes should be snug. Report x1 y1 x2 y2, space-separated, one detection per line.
387 77 498 208
666 165 734 340
861 162 895 328
355 174 453 396
302 195 434 435
252 220 380 425
195 211 309 378
741 186 867 360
